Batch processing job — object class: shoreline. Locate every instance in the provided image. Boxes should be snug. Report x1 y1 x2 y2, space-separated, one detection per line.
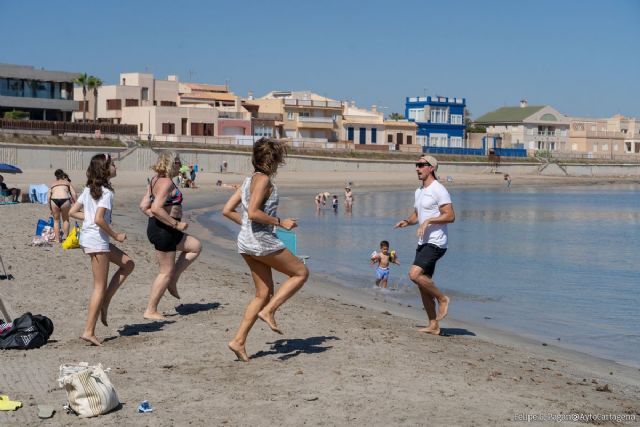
1 170 639 425
192 192 640 374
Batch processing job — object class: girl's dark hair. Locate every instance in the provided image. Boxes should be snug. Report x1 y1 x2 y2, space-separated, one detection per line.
86 153 113 200
54 169 65 180
252 138 287 176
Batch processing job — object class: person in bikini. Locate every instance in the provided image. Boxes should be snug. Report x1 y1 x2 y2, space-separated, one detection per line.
139 152 202 320
48 169 78 242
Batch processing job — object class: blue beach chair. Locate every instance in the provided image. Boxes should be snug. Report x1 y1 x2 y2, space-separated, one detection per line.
276 229 309 264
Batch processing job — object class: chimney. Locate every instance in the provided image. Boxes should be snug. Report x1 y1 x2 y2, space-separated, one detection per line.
520 99 528 108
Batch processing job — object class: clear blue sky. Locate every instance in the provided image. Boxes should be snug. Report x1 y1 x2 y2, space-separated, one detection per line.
1 0 638 119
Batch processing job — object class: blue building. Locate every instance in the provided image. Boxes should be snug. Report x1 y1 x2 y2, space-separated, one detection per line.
405 95 466 150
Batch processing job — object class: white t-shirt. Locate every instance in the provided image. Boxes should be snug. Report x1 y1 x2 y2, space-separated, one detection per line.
78 186 113 250
414 180 452 248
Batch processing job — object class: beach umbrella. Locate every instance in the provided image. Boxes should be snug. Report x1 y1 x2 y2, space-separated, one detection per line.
0 163 22 174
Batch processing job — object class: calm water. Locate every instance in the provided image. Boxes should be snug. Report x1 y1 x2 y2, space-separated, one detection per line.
203 184 640 367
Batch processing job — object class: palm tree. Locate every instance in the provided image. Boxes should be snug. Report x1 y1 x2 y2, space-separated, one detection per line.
87 76 103 123
74 73 89 122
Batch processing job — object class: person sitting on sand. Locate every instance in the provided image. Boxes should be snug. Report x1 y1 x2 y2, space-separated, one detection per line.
370 240 400 289
48 169 78 242
0 175 21 202
70 154 135 346
394 155 454 336
222 137 309 362
139 152 202 320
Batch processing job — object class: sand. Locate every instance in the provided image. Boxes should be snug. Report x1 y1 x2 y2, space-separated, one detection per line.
0 169 639 426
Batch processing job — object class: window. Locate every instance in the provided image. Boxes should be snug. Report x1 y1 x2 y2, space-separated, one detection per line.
141 87 149 101
408 108 424 121
450 136 463 147
254 125 273 137
371 128 377 143
450 114 463 125
429 134 448 147
106 99 122 110
162 122 175 134
430 108 448 123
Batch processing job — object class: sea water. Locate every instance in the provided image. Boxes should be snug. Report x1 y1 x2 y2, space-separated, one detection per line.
202 184 640 367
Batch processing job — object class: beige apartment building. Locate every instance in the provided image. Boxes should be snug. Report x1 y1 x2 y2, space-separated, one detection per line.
475 101 571 153
569 114 640 157
73 73 250 139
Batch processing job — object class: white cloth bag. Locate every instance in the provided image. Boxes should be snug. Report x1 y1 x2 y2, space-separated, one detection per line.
58 362 120 417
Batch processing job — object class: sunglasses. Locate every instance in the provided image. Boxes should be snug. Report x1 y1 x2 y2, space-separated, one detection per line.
415 162 432 168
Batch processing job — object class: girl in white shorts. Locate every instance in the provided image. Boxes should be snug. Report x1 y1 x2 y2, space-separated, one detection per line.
70 153 135 346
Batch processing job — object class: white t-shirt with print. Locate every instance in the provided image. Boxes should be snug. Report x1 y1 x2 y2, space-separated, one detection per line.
414 180 452 248
78 186 113 250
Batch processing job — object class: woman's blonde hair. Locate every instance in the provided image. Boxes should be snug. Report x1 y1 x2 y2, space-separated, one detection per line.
252 138 287 176
151 151 179 177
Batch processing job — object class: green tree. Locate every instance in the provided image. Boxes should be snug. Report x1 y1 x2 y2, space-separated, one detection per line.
388 112 404 120
87 76 103 122
74 73 89 122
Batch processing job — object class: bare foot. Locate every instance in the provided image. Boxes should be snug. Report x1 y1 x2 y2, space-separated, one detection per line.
228 341 249 362
80 335 103 346
167 282 180 299
257 311 283 335
418 326 441 336
100 305 109 327
436 296 450 321
143 311 166 320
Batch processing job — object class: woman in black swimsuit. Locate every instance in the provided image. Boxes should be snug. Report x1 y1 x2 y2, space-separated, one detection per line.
48 169 78 242
139 152 202 320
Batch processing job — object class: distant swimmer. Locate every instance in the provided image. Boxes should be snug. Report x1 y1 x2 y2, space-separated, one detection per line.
370 240 400 289
395 155 455 336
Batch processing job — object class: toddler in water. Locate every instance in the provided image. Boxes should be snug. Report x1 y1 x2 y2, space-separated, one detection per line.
370 240 400 288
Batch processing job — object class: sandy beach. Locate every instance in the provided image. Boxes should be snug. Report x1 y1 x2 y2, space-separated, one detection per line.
1 169 639 426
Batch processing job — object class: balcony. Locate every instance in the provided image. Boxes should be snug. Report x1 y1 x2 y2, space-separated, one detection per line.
284 99 342 109
297 116 335 128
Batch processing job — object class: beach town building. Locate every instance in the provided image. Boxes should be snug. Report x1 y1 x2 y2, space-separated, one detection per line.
250 91 343 142
0 63 79 121
340 102 417 151
568 115 640 158
73 72 251 140
405 95 466 149
474 100 571 153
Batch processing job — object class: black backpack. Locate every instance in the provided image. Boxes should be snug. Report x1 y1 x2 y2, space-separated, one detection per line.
0 312 54 349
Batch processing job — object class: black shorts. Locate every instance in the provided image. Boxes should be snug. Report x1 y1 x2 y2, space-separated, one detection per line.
147 217 184 252
413 243 447 277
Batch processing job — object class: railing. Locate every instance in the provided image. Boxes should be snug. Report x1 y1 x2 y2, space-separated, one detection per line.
284 99 342 108
218 111 247 119
0 119 138 135
298 116 333 123
253 113 283 121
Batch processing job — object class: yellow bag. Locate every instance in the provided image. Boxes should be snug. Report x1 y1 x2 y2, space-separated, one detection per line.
62 225 80 250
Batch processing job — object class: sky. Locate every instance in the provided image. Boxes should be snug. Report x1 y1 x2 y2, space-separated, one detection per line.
1 0 638 119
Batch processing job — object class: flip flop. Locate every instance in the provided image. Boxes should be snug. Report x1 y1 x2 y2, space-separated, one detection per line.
0 395 22 411
137 400 153 413
37 404 55 419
